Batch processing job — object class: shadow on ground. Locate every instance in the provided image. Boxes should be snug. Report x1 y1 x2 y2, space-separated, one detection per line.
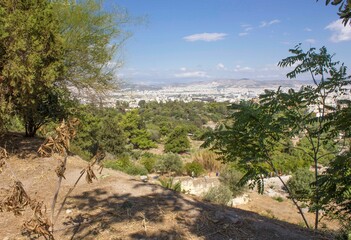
58 184 332 240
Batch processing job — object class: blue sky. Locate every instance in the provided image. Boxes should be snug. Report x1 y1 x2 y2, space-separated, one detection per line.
107 0 351 84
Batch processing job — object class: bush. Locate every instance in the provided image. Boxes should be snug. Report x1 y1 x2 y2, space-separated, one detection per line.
140 153 158 173
158 177 181 192
192 149 222 172
203 184 232 205
155 153 183 175
220 166 245 197
104 155 148 176
287 168 314 202
184 161 204 177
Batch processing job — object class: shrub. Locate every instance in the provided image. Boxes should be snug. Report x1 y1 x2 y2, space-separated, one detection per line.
203 184 232 205
192 149 222 172
272 196 284 202
184 161 204 177
287 168 314 202
104 155 148 176
155 153 183 175
140 153 158 173
219 166 245 197
158 177 181 192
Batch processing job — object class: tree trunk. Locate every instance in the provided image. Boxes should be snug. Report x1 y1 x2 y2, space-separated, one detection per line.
25 117 38 137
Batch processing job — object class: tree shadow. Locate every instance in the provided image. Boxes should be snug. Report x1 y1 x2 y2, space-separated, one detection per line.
57 183 332 240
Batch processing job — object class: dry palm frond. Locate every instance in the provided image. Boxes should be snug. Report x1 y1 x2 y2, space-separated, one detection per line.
55 160 66 179
0 158 5 174
0 147 8 158
38 118 80 157
0 181 31 215
85 165 97 184
23 201 54 240
0 147 8 174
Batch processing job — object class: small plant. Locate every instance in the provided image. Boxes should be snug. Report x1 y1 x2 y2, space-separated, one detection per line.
219 166 245 197
140 153 158 173
105 155 148 176
184 161 204 177
158 177 181 192
203 184 232 205
272 196 284 202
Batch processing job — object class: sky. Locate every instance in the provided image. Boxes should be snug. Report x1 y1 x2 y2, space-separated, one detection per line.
105 0 351 85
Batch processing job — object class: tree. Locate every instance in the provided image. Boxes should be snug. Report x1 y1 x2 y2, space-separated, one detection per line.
120 110 156 149
204 45 350 229
164 126 190 153
0 0 65 136
318 0 351 25
0 0 129 136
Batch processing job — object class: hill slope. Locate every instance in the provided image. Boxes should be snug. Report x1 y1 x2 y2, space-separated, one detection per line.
0 135 332 240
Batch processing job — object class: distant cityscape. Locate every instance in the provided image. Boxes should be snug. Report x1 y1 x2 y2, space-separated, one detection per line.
78 78 351 113
98 79 309 108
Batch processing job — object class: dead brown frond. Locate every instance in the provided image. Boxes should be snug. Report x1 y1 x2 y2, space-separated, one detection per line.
0 147 8 173
0 181 31 215
22 201 54 240
0 147 8 158
38 118 80 157
85 165 97 184
55 160 66 179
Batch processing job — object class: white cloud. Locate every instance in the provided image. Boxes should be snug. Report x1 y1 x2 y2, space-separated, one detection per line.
304 27 312 32
216 63 227 70
234 65 253 72
180 67 187 71
325 19 351 42
305 38 316 44
238 32 248 37
183 32 227 42
175 71 209 78
260 19 280 28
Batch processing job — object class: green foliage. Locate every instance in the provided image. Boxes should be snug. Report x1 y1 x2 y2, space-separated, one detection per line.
53 0 129 93
138 100 228 140
140 153 158 173
120 110 156 149
204 45 350 229
104 155 148 176
184 161 204 177
0 0 129 136
203 184 232 205
164 126 190 153
155 153 183 175
318 152 351 226
158 177 181 192
219 166 245 197
0 0 65 136
272 196 284 202
318 0 351 26
287 168 314 202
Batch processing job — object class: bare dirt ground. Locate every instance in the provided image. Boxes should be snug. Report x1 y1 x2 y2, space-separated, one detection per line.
0 133 335 240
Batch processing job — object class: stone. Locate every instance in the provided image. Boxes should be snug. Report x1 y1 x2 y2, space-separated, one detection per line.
140 175 148 182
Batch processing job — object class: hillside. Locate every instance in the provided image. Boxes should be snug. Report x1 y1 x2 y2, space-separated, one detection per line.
0 134 333 240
